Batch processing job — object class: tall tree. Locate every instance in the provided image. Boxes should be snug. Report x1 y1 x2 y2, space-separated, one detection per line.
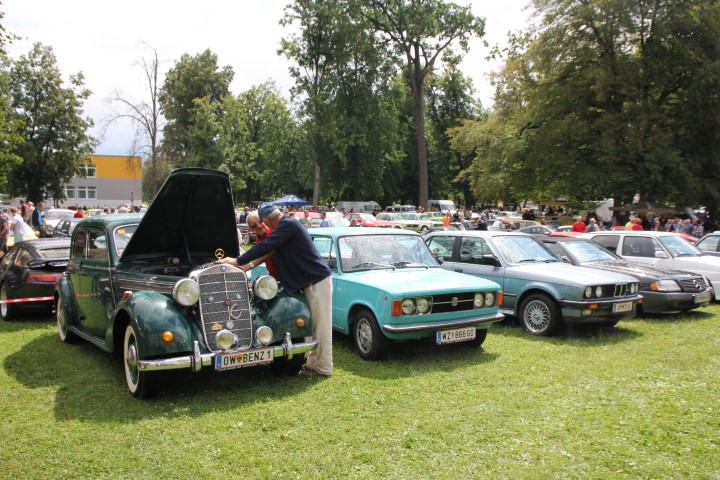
105 45 165 199
359 0 485 209
8 43 95 203
0 2 22 191
159 49 233 167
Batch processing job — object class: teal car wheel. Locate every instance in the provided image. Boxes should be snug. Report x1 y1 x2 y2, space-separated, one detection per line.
352 308 389 361
520 293 560 336
0 283 14 321
56 297 77 343
123 322 156 398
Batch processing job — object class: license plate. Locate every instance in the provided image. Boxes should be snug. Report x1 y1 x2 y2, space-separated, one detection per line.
214 347 274 371
613 301 633 313
436 326 476 345
695 292 711 303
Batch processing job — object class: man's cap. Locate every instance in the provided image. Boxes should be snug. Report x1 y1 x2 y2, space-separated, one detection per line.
258 202 277 220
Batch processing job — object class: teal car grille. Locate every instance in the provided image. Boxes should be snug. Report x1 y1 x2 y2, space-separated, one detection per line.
196 267 253 352
430 292 478 313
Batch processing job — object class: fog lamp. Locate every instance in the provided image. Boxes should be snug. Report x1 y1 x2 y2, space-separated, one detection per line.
216 329 237 350
256 326 273 346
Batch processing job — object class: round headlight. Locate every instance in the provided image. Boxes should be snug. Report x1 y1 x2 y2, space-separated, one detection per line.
474 293 484 308
416 297 431 314
595 286 603 298
584 287 593 299
173 278 200 306
485 292 495 307
402 299 416 315
253 275 279 301
256 326 273 345
216 329 237 351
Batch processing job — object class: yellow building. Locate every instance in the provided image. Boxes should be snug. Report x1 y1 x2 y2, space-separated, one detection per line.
57 155 142 208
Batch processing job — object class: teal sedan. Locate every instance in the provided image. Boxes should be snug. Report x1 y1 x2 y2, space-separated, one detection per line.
308 228 504 360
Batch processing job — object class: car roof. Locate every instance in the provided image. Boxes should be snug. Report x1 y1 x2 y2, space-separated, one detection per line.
425 230 529 238
73 213 144 231
15 237 71 250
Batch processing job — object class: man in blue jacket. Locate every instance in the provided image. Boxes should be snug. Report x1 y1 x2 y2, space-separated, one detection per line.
220 202 334 377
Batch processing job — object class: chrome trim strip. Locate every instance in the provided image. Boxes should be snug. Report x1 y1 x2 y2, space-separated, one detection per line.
117 278 175 294
382 312 504 333
561 294 643 309
136 337 318 372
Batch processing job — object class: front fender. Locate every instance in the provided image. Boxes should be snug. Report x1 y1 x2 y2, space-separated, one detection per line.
256 290 313 341
114 291 197 357
55 274 78 327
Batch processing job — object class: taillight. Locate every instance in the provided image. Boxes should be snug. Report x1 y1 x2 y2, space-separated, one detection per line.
27 273 63 283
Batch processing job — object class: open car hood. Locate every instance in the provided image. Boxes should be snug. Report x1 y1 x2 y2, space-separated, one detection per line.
121 168 240 262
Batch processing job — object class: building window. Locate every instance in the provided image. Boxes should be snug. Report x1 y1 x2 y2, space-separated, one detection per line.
66 186 76 199
77 186 96 200
84 163 96 177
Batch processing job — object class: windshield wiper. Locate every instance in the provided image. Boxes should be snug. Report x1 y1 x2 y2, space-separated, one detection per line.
350 262 395 270
392 261 427 268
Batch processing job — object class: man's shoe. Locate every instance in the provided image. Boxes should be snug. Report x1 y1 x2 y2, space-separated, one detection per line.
299 364 331 377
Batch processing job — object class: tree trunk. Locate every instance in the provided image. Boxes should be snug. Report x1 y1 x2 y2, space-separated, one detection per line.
415 77 428 210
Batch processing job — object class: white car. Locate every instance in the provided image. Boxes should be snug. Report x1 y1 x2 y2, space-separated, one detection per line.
586 231 720 300
42 209 76 236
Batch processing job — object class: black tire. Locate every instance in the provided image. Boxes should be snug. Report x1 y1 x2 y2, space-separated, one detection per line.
271 354 305 376
56 297 78 343
0 282 14 321
123 322 157 398
420 225 429 232
352 308 389 360
465 328 488 347
519 293 561 336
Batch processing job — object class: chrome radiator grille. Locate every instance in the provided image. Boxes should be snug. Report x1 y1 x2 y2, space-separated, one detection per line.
196 265 252 352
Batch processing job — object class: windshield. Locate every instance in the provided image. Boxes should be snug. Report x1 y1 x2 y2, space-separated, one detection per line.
339 234 437 271
659 235 701 257
114 224 139 256
561 241 617 263
493 235 557 264
47 210 74 220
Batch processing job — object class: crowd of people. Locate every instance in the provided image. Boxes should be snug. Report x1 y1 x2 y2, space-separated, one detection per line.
571 212 715 237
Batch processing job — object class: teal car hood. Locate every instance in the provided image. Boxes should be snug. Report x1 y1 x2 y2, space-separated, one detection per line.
339 267 500 295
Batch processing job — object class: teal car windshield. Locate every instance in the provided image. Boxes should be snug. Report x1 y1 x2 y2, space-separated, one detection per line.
339 234 438 271
493 235 558 264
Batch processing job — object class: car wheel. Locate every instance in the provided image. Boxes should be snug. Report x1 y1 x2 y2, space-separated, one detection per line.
0 282 14 321
56 297 78 343
421 225 429 232
241 233 250 245
123 322 156 398
464 328 488 347
352 308 389 360
520 293 561 336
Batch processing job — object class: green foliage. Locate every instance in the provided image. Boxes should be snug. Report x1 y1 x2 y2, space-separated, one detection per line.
141 155 173 203
159 49 234 167
7 43 95 203
2 309 719 477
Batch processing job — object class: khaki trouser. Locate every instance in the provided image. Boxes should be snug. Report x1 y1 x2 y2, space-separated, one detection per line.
303 275 333 375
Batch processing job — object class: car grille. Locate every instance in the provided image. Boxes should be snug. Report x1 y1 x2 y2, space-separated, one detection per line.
678 277 708 292
599 283 634 297
195 265 252 352
431 292 478 313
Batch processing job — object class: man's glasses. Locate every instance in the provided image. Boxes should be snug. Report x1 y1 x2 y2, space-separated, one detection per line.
248 223 262 229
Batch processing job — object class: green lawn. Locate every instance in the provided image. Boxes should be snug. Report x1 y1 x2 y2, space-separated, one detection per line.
1 306 718 479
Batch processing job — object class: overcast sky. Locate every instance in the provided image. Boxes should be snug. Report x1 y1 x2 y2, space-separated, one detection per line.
4 0 533 155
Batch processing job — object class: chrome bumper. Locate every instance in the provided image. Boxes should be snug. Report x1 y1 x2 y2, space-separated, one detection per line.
382 312 505 333
137 333 318 372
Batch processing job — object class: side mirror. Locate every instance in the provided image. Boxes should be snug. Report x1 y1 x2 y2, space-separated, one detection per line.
655 251 668 259
560 255 571 263
482 254 502 267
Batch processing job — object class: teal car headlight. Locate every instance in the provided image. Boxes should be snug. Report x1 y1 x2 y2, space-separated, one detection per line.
173 278 200 306
253 275 278 301
416 297 431 314
474 293 484 308
402 299 416 315
485 292 495 307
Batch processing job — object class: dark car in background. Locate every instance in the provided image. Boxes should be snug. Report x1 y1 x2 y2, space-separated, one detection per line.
0 238 70 320
55 168 317 398
52 218 83 238
542 237 712 314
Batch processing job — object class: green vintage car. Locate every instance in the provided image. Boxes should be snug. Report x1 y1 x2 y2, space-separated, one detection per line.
55 168 316 398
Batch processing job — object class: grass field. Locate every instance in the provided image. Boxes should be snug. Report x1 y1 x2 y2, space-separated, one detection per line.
1 306 719 479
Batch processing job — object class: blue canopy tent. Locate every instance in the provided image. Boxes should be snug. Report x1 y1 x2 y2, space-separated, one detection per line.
273 194 311 206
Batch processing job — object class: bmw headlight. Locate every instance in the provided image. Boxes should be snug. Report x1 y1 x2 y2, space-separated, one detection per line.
173 278 200 306
474 293 484 308
216 329 237 351
485 292 495 307
584 287 593 299
253 275 279 301
651 280 681 292
402 299 416 315
416 297 431 314
595 286 603 298
256 326 273 345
